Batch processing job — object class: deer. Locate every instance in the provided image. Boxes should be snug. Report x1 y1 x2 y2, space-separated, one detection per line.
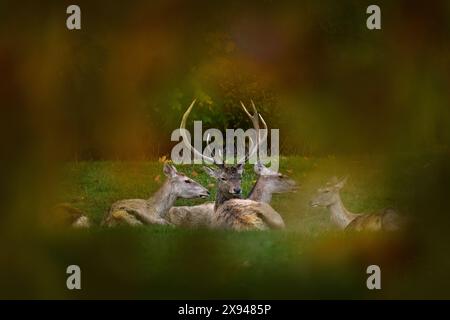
166 161 298 227
176 100 286 231
52 203 91 228
309 176 402 231
248 161 298 203
102 163 210 227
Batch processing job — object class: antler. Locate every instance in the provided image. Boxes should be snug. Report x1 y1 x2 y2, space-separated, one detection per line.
180 100 220 165
180 99 267 166
237 100 268 164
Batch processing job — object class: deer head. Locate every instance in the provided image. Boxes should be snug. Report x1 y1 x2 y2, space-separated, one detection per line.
203 163 244 198
163 163 210 199
309 176 348 207
254 161 298 194
179 99 267 205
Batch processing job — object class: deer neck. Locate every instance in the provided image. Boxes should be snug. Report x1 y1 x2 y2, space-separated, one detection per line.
248 177 272 203
328 195 357 229
214 190 241 211
147 180 177 218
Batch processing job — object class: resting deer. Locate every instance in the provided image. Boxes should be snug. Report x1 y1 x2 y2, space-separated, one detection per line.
52 203 91 228
102 163 210 227
309 177 402 231
248 161 298 203
167 161 297 227
176 100 285 231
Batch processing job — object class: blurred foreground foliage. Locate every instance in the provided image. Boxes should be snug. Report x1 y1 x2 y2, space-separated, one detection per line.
1 152 450 299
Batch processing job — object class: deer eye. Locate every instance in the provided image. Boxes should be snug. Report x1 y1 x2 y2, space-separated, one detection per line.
184 180 191 184
220 177 227 181
278 175 284 179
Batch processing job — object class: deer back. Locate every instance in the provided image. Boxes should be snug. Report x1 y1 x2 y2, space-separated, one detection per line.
167 202 215 227
213 199 285 231
345 208 400 231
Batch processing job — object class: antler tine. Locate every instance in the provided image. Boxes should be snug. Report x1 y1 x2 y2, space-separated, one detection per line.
236 99 269 164
259 113 266 129
241 101 267 129
258 113 268 146
240 101 252 119
240 100 259 130
180 100 216 165
250 99 258 114
240 100 265 151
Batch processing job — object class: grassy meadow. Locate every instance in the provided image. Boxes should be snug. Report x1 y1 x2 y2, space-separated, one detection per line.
8 151 440 299
59 155 411 231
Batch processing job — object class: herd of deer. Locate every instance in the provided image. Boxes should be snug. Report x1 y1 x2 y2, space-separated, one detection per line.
70 100 403 232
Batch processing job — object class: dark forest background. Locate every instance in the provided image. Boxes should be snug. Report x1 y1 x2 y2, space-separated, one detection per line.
1 0 449 161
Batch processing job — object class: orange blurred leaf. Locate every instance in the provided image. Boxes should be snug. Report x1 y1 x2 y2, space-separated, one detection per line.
158 155 167 163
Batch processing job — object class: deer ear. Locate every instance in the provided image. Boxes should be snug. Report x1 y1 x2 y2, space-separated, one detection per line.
203 166 219 178
335 176 348 189
236 163 244 174
254 162 264 175
330 176 339 184
163 163 177 178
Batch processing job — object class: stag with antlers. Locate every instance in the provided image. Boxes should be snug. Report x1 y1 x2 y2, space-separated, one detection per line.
167 101 297 228
176 100 286 231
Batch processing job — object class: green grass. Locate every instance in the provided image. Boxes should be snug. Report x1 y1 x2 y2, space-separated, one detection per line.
6 153 450 299
57 155 411 231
